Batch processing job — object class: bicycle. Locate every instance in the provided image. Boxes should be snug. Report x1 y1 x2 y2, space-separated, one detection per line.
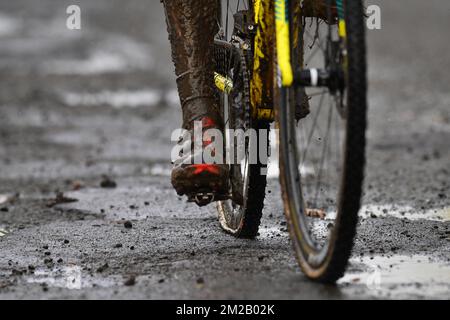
213 0 367 283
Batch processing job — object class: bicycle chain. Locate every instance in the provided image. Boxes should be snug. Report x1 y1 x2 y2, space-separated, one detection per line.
241 44 252 131
233 41 252 132
213 36 252 131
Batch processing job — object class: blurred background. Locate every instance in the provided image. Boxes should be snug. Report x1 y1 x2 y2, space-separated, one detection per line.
0 0 448 299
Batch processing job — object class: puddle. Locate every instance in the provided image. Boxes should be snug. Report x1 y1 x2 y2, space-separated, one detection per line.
0 193 18 205
26 265 118 290
340 255 450 299
164 89 180 108
44 51 133 75
62 90 162 109
311 204 450 222
359 204 450 222
42 37 153 75
0 228 9 238
0 195 10 205
148 164 172 177
266 160 448 222
0 13 21 37
266 161 315 180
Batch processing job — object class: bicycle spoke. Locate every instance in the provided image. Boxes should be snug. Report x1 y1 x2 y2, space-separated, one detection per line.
313 95 333 207
305 44 321 66
335 100 341 172
225 0 230 39
308 89 329 98
301 92 325 164
304 27 326 54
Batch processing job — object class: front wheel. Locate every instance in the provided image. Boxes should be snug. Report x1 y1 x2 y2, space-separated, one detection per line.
277 0 367 283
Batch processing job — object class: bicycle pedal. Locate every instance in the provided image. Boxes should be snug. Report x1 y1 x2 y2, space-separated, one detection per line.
188 192 231 207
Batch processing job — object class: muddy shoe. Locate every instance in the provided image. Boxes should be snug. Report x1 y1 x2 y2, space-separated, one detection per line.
163 0 227 206
172 116 230 207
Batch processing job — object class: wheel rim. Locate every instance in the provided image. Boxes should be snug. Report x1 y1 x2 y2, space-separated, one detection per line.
215 0 253 235
282 6 350 270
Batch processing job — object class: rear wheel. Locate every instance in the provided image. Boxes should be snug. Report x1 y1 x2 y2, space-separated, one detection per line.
214 0 268 238
277 0 367 282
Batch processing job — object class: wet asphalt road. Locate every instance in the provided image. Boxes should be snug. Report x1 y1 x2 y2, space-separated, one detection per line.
0 0 449 300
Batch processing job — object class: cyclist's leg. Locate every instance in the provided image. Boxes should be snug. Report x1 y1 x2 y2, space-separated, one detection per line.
162 0 229 204
162 0 221 129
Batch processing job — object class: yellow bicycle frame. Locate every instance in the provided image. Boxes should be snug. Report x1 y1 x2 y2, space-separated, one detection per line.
251 0 294 121
215 0 348 122
251 0 276 121
274 0 294 87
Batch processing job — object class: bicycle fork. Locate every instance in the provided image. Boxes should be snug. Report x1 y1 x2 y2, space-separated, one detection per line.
275 0 347 91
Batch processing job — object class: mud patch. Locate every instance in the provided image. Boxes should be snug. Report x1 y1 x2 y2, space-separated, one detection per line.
258 226 289 240
58 177 212 220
